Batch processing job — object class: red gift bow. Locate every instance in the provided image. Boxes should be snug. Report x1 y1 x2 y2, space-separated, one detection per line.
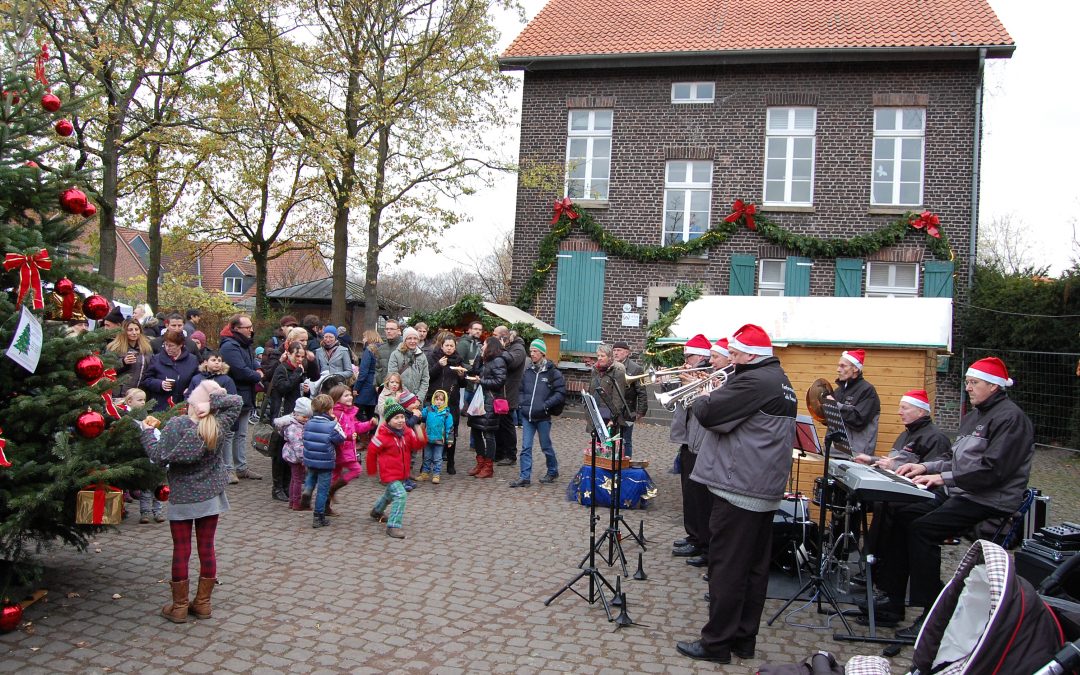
89 483 121 524
3 249 52 309
724 199 758 231
91 369 121 419
34 43 50 88
551 197 580 225
0 425 10 468
909 210 941 238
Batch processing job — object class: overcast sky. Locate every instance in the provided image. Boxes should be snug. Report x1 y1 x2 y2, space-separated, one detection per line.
406 0 1079 277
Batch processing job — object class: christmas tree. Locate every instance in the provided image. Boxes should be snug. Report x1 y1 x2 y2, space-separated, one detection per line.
1 39 158 594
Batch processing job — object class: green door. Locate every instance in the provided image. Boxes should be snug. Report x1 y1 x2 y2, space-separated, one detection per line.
554 251 607 353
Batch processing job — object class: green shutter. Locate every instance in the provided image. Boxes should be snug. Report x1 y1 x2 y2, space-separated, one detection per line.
784 256 812 296
923 261 955 298
729 254 756 295
554 251 606 353
834 258 864 297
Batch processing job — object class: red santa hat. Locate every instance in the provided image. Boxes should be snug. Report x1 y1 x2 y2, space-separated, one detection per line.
900 389 931 412
683 334 712 356
966 357 1014 387
840 349 866 370
727 324 773 356
710 337 730 358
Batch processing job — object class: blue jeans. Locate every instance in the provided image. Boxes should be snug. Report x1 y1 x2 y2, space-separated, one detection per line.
226 405 251 472
422 443 444 475
519 417 557 481
619 422 634 458
303 468 332 515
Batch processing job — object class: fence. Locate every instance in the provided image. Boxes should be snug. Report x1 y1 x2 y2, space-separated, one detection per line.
962 348 1080 452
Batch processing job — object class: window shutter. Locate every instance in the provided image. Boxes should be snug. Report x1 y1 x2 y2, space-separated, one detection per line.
729 254 756 296
834 258 864 297
923 261 954 298
554 251 607 352
784 256 811 296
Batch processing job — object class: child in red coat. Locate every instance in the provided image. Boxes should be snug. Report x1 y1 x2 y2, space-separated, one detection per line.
366 401 425 538
326 385 376 516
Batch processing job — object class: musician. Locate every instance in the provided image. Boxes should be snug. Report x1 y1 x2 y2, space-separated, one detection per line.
611 341 648 458
587 344 631 437
677 324 797 664
878 357 1034 639
829 349 880 455
670 334 713 559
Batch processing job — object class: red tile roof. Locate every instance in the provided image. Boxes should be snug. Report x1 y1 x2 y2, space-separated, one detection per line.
502 0 1013 60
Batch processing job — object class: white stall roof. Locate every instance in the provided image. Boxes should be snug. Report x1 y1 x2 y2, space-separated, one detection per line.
482 302 563 335
664 296 952 350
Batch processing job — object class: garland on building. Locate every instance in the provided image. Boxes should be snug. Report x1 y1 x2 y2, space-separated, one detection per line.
408 294 539 343
642 283 703 368
514 198 955 312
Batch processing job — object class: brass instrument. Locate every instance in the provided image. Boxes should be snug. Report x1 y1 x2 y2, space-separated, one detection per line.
806 378 834 424
624 365 712 384
655 364 735 411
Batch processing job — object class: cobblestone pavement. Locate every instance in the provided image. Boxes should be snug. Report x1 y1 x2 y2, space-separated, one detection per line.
2 419 1076 674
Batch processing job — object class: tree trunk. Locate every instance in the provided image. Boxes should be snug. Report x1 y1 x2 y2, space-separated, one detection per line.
362 124 391 330
98 124 121 283
331 195 349 327
253 243 269 320
146 145 163 310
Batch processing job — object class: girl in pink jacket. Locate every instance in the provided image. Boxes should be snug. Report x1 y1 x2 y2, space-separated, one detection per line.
326 385 377 515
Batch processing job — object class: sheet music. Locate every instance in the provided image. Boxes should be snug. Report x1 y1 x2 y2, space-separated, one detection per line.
821 398 852 457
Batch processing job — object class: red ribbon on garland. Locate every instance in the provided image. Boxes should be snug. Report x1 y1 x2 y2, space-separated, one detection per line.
551 198 580 225
909 210 942 238
3 249 52 309
0 426 10 468
724 199 758 231
91 369 121 419
90 483 121 524
34 43 50 89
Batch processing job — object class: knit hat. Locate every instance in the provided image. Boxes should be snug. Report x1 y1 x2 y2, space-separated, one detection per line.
322 325 338 336
403 326 420 340
727 324 773 356
612 340 630 350
255 346 264 356
900 389 931 412
190 330 207 345
530 338 547 354
398 391 419 408
279 314 298 328
966 357 1014 387
841 349 866 370
102 305 125 325
683 334 712 356
293 397 313 417
383 400 407 420
710 337 730 357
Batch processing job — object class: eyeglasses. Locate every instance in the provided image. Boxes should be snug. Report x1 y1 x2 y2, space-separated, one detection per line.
237 324 253 331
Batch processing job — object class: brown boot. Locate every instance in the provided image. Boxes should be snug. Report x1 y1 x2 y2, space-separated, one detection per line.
189 577 215 619
477 457 494 479
326 479 346 516
467 454 483 477
162 579 189 623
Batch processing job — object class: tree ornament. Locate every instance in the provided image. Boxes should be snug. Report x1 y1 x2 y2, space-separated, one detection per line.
82 203 97 218
24 161 38 169
59 188 88 214
76 410 106 439
54 278 76 319
2 91 20 105
3 249 52 309
0 600 23 632
41 93 61 112
54 119 73 137
83 294 109 321
155 484 170 502
0 425 10 468
75 354 105 382
56 277 74 296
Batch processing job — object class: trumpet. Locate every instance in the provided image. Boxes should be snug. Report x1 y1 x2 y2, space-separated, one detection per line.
625 365 712 385
655 364 735 411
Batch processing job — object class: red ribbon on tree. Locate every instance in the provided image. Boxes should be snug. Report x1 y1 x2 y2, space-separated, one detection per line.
909 210 941 238
3 248 52 309
0 426 10 468
551 197 580 225
724 199 758 231
34 43 50 89
91 370 121 419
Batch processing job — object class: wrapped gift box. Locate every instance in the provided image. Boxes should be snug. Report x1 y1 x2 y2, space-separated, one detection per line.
75 485 123 525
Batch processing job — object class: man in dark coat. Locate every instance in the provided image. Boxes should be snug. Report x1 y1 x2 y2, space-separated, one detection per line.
219 314 264 483
829 348 881 455
493 326 526 465
151 312 200 355
375 319 402 388
509 339 565 487
612 340 649 458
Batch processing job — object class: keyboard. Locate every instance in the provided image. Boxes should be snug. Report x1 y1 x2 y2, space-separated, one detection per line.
827 459 936 504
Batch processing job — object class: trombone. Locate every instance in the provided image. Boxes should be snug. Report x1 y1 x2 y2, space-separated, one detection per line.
625 365 712 385
655 364 735 411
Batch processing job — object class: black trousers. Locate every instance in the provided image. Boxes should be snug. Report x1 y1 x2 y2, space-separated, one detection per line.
471 428 497 460
495 414 517 461
679 446 711 549
701 495 774 650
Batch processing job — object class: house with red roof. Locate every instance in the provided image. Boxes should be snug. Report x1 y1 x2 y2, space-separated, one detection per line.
501 0 1013 426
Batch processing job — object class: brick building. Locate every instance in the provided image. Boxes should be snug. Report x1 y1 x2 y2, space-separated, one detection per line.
499 0 1013 429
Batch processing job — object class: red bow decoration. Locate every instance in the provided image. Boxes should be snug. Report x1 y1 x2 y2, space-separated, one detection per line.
89 483 121 524
0 425 10 468
34 43 50 88
91 369 121 419
4 249 52 309
724 199 758 231
909 210 941 238
551 197 580 225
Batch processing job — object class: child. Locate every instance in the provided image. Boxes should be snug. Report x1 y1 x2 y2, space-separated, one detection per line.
419 389 454 484
300 394 345 528
274 397 312 511
122 387 148 413
326 385 377 515
187 351 238 397
375 372 408 419
124 388 164 523
366 400 425 538
398 391 424 490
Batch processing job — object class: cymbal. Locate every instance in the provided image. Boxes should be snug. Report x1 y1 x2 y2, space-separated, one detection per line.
806 378 833 424
792 449 823 461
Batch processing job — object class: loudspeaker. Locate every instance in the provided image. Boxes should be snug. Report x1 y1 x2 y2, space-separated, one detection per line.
1016 549 1080 600
772 498 818 576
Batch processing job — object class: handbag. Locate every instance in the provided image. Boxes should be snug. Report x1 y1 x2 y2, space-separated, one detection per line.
252 420 276 457
493 398 510 415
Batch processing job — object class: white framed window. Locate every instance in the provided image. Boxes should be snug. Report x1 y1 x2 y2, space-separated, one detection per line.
872 108 925 206
223 276 244 295
662 160 712 244
865 262 918 297
671 82 715 104
565 110 612 201
764 107 816 205
758 259 786 296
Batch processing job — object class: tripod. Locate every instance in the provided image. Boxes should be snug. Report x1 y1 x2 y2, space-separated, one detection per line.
545 429 618 618
582 432 646 577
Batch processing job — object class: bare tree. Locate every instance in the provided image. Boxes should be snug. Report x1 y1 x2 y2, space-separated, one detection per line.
977 213 1040 274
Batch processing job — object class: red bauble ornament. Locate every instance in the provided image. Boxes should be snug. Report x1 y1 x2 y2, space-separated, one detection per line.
41 93 61 112
60 188 88 214
54 119 73 137
0 601 23 633
75 354 105 382
76 410 106 439
25 161 38 169
56 277 74 296
82 203 97 218
83 294 109 321
154 484 171 502
2 91 20 105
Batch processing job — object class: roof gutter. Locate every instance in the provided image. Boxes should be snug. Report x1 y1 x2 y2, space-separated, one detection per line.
968 47 987 290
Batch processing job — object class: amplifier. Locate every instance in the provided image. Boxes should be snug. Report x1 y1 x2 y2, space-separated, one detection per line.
1016 548 1080 599
1039 521 1080 543
1023 538 1078 563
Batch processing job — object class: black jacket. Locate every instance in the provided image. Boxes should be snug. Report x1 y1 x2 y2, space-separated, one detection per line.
621 358 649 418
427 350 465 404
888 415 951 466
269 361 307 419
467 353 506 432
519 359 566 422
502 337 527 407
834 375 881 455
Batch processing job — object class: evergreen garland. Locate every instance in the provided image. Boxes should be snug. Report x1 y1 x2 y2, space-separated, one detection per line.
408 294 540 344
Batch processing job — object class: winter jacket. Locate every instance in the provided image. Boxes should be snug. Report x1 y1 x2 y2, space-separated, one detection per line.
302 413 345 470
834 375 881 455
354 348 378 407
273 414 307 464
518 359 566 422
367 422 425 484
587 361 632 433
621 358 650 419
188 361 237 398
269 360 307 419
316 341 353 379
922 389 1034 513
886 415 952 466
142 349 200 412
375 336 403 387
466 353 507 432
150 333 200 356
456 334 482 393
140 393 242 503
114 344 151 396
689 356 798 504
427 350 465 405
261 331 287 386
421 397 455 444
502 337 527 407
333 401 375 467
388 346 430 403
220 331 261 407
375 387 413 420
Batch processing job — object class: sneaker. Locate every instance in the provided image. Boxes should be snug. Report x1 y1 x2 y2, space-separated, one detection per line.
139 515 150 524
417 472 431 482
386 527 405 539
226 471 240 485
431 475 441 484
248 411 261 425
237 469 262 480
154 514 165 523
312 514 330 529
539 473 559 484
403 482 415 493
508 478 531 488
496 458 516 467
299 491 312 509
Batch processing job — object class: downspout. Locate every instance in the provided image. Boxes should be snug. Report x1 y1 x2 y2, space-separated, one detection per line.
968 47 987 289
